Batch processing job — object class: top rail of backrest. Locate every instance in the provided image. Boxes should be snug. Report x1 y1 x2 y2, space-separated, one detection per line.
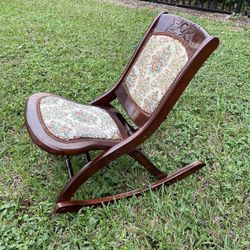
154 13 209 53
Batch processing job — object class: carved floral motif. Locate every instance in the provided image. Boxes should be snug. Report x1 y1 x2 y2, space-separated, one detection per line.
168 18 196 44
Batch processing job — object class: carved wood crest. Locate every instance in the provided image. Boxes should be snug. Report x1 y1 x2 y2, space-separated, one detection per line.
167 18 197 44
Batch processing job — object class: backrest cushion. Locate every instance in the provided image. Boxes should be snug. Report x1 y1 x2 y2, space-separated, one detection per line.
124 33 190 113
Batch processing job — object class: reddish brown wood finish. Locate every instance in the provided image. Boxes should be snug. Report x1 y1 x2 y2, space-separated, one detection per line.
55 160 205 213
25 12 219 213
128 149 167 179
25 93 129 155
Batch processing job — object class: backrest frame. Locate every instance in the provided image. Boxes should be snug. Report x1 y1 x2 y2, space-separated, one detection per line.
114 12 213 127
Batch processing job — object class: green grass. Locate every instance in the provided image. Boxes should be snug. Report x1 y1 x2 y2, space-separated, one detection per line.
0 0 249 249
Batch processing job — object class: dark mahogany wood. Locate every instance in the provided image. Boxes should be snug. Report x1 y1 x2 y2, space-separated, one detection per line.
25 93 129 155
128 149 167 179
65 156 74 179
24 12 219 213
55 160 205 213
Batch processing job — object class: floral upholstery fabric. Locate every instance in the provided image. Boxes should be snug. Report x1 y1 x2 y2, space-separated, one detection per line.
124 34 189 113
40 96 121 141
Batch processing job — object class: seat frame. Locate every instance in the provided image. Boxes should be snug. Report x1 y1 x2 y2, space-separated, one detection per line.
25 12 219 213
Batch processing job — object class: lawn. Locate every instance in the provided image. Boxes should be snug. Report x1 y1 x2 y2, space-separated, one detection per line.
0 0 249 249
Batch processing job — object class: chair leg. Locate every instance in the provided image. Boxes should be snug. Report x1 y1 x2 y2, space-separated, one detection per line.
128 149 167 179
85 152 91 162
65 156 74 179
55 160 205 213
65 153 92 179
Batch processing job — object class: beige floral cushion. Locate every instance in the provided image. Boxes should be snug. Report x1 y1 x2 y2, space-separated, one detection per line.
124 34 189 113
40 96 121 141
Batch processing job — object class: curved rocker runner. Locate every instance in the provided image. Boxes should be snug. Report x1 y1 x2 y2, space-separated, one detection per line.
25 12 219 213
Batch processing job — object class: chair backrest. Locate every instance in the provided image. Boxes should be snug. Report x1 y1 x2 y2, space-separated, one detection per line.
115 13 219 128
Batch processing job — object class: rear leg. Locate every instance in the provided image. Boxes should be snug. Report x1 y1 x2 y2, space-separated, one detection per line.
128 149 167 179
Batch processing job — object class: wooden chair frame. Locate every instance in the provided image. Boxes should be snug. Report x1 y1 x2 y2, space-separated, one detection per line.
25 12 219 213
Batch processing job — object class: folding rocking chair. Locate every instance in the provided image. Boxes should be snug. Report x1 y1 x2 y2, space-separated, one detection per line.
25 12 219 213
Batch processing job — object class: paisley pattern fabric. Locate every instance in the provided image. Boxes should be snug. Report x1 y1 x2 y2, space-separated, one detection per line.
40 96 121 141
124 34 189 113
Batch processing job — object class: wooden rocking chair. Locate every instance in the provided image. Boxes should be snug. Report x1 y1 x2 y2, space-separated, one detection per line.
25 12 219 213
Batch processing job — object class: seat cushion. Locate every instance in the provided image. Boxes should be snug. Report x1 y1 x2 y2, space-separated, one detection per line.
39 96 121 141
